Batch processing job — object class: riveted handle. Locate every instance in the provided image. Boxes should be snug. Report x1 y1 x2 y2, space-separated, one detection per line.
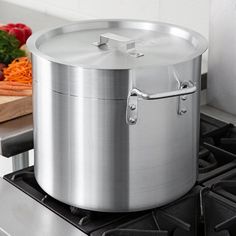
126 81 197 125
130 81 196 100
93 32 144 58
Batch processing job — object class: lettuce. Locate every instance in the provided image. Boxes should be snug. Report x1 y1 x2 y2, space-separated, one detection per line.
0 30 26 64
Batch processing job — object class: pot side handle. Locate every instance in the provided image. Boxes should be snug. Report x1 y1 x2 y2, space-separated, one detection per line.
126 81 197 125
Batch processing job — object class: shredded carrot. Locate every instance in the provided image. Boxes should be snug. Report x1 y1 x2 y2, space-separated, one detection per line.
1 57 32 96
3 57 32 85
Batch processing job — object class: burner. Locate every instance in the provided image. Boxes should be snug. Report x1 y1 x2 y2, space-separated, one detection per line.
203 190 236 236
198 115 236 183
199 146 218 173
197 143 236 183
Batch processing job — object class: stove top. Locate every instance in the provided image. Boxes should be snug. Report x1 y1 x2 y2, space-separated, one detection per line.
3 114 236 236
3 166 202 236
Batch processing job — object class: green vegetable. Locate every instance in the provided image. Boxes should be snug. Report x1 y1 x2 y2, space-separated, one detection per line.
0 30 26 65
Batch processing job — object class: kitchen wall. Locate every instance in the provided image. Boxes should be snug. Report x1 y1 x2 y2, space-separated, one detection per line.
1 0 210 70
2 0 210 38
0 0 210 176
1 0 210 67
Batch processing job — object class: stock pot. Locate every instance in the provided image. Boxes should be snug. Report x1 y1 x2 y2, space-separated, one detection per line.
27 20 207 212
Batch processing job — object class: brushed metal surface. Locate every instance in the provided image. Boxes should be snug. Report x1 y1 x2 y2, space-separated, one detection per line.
207 0 236 114
29 20 206 212
33 58 202 212
12 152 29 171
0 178 85 236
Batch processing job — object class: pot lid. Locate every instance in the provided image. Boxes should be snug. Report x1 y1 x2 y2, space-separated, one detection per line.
27 20 207 70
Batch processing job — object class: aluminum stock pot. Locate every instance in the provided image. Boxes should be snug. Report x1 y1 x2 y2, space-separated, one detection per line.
27 20 207 212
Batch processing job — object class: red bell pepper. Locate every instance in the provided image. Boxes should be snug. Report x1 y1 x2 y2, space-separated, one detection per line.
0 23 32 46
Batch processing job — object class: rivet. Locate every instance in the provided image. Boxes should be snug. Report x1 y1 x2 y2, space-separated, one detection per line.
129 104 136 110
129 118 136 124
180 109 187 115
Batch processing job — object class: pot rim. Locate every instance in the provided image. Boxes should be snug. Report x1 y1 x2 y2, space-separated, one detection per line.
27 19 208 71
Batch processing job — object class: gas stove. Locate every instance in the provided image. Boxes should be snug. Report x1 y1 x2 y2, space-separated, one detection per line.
2 114 236 236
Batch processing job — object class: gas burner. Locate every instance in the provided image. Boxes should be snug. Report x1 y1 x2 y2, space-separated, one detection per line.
199 146 218 173
197 142 236 183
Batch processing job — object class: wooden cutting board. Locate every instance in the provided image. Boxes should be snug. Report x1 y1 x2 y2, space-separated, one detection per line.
0 96 32 123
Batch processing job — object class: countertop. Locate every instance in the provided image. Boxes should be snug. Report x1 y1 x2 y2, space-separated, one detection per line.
0 115 33 157
201 105 236 125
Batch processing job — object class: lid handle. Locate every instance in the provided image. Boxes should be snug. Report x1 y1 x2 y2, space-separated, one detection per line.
93 33 144 58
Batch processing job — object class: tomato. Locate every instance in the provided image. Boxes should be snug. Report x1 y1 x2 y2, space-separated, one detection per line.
0 26 10 33
0 23 32 46
15 23 27 28
9 28 26 46
23 27 32 39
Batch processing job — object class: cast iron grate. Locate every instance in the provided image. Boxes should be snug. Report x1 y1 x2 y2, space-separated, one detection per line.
198 115 236 183
203 188 236 236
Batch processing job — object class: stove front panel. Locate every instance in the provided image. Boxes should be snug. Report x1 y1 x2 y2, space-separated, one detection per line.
0 178 86 236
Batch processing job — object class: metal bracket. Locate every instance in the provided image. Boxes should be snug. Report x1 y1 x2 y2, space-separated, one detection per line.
177 81 192 115
126 91 138 125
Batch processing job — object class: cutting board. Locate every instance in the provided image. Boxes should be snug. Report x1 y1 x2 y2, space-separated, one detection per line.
0 96 32 123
